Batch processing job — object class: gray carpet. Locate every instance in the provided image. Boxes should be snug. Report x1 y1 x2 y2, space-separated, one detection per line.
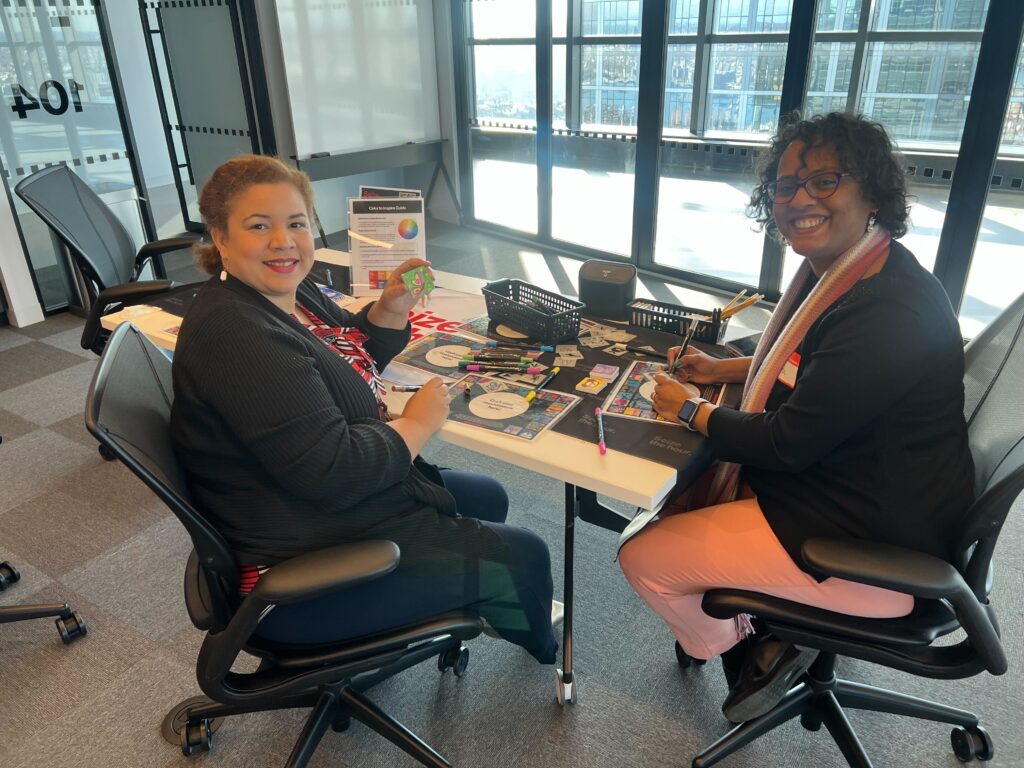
1 230 1022 767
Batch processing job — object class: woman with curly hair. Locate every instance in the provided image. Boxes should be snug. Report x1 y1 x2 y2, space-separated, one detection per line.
618 113 974 722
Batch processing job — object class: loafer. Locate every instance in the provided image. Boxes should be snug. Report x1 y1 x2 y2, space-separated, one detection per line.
721 635 817 723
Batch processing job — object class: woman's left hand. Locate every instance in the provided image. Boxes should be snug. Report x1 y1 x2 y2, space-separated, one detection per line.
650 374 698 423
369 259 433 328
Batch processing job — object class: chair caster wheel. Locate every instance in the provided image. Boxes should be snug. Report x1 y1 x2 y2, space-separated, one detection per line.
438 644 469 676
56 611 87 643
98 444 117 461
162 695 224 747
675 641 706 668
0 561 21 590
181 718 214 756
951 725 994 762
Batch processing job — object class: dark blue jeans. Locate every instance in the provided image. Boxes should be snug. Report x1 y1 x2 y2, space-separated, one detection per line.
255 470 558 664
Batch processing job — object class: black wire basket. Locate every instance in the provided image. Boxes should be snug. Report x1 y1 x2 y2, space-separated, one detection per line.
482 279 584 344
627 299 729 344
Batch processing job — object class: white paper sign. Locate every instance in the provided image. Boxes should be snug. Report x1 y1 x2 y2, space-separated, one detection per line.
348 197 426 296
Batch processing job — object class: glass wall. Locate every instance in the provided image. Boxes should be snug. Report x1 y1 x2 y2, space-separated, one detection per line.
0 2 141 311
552 0 640 256
458 0 1018 334
466 0 537 234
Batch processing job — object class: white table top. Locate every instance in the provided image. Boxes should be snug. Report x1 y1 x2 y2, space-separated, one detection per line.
102 249 680 510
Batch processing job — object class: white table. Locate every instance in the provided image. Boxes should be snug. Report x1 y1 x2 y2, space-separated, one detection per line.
101 249 683 704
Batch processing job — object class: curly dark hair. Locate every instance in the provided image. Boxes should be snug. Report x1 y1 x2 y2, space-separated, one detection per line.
747 112 909 241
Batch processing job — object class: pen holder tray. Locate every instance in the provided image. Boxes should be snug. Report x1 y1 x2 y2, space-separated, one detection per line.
482 279 584 344
627 299 729 344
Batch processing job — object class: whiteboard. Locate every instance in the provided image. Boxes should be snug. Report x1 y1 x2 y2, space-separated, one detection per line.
275 0 442 159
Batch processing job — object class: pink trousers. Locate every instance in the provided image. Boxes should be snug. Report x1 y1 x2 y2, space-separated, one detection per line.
618 497 914 660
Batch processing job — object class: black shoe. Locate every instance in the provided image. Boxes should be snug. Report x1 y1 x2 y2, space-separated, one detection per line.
720 637 751 690
721 635 817 724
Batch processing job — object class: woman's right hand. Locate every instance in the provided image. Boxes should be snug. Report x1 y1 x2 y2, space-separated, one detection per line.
667 345 721 384
400 377 450 436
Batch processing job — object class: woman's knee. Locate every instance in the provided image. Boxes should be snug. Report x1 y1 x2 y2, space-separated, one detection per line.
440 470 509 522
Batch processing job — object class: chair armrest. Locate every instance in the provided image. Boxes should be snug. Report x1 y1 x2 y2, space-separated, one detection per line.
252 540 400 605
803 537 1007 674
135 234 201 270
803 537 964 598
197 541 401 682
82 280 174 352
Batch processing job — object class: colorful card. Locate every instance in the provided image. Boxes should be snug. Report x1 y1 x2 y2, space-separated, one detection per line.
602 360 695 424
401 265 435 298
447 373 580 441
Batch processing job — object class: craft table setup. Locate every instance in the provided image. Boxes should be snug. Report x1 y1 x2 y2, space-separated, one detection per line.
100 248 761 705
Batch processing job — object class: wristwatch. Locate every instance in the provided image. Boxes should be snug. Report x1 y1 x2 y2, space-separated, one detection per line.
677 397 708 431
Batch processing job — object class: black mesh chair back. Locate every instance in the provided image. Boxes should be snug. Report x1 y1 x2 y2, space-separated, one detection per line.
85 323 238 631
14 164 140 295
957 291 1024 596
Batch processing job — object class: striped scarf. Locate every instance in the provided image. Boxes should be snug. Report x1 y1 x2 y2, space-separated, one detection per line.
706 224 892 505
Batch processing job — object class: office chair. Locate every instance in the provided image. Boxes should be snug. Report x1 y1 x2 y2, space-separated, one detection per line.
85 323 484 768
0 560 87 642
14 164 198 355
677 291 1024 768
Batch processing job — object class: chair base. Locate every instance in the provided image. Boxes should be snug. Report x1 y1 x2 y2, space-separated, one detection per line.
693 653 989 768
165 636 467 768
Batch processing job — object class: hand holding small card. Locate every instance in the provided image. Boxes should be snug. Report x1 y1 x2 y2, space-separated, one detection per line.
401 265 435 298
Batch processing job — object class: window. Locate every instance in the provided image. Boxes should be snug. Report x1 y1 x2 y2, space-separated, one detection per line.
458 0 1006 321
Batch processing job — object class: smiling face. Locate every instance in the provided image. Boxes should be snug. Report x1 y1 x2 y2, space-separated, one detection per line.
211 182 314 311
773 141 877 275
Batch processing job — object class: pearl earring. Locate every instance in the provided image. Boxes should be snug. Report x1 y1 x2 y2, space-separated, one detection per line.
220 269 227 282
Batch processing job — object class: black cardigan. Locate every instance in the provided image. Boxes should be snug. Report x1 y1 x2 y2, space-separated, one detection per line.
170 275 508 569
707 242 975 575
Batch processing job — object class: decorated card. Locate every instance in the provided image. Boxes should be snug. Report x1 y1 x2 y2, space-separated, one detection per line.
601 360 699 424
388 332 483 381
401 265 435 298
447 374 580 441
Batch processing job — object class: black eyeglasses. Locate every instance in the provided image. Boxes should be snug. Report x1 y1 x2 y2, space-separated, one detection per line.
763 171 851 203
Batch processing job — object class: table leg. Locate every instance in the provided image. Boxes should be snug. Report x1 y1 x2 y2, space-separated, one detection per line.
555 482 576 705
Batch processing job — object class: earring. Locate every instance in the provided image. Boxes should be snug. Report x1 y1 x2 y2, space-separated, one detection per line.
219 269 227 282
866 212 878 232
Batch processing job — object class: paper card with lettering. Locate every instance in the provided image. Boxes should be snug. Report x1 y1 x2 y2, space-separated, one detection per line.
348 197 425 296
447 374 580 440
388 331 482 381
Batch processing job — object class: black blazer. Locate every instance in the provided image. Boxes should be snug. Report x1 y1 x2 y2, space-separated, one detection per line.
170 275 508 570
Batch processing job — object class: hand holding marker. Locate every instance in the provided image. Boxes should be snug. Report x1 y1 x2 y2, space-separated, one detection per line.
668 318 701 376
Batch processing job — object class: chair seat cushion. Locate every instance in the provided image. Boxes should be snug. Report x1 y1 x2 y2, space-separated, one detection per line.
246 611 483 670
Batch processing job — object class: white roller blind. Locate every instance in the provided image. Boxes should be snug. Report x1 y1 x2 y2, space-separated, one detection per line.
275 0 442 158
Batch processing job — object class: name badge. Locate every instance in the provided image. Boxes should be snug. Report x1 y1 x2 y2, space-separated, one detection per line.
777 352 801 389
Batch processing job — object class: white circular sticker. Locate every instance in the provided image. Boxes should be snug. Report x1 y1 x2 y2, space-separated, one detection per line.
638 379 699 402
494 324 529 339
424 344 473 367
467 391 529 420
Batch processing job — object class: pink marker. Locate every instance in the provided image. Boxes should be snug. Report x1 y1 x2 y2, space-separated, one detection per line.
595 407 607 455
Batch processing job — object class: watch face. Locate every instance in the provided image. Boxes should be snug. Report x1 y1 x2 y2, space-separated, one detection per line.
678 398 700 424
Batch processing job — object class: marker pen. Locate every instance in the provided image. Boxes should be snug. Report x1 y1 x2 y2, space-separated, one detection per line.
465 364 543 374
482 340 555 353
595 407 607 455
